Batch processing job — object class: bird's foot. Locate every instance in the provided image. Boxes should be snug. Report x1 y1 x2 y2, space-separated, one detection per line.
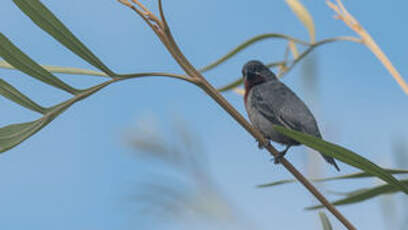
257 139 270 149
273 152 286 164
273 145 291 164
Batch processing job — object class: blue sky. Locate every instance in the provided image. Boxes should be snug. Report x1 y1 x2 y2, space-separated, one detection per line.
1 0 408 229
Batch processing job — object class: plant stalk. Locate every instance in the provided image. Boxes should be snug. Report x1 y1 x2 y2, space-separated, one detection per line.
119 1 357 229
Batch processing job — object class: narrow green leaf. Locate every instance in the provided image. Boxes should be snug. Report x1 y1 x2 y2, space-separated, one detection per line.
257 179 295 188
0 79 46 114
0 119 48 153
0 79 114 153
306 180 408 210
13 0 115 76
217 79 243 92
318 212 333 230
0 33 80 95
257 169 408 188
0 60 108 77
274 125 408 194
199 33 309 73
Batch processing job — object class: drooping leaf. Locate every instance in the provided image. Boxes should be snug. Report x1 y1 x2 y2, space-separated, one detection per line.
274 125 408 194
257 169 408 188
0 79 46 114
199 33 309 73
0 79 114 153
13 0 115 76
217 79 243 92
319 212 333 230
0 60 107 77
306 180 408 210
0 119 48 153
286 0 316 43
0 33 80 95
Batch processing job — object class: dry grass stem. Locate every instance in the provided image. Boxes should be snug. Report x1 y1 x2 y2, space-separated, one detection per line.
327 0 408 94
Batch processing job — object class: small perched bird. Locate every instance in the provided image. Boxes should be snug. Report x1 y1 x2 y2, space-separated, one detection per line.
242 60 340 171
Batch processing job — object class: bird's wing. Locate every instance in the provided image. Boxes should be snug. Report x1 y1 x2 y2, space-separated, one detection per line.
252 81 321 137
252 81 340 170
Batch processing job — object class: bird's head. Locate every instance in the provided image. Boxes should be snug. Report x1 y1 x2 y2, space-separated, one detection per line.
242 60 277 92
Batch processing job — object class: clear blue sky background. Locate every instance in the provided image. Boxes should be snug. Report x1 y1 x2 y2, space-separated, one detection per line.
1 1 408 229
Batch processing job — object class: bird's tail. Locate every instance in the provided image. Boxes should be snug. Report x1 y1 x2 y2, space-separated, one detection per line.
320 153 340 171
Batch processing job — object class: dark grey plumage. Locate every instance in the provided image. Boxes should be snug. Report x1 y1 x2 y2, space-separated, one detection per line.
243 60 339 171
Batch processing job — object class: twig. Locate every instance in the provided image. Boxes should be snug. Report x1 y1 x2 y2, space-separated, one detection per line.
327 0 408 95
217 36 361 92
279 36 361 78
117 72 196 83
198 33 311 73
117 1 357 229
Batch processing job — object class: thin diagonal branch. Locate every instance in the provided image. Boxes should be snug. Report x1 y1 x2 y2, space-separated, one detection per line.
117 1 357 230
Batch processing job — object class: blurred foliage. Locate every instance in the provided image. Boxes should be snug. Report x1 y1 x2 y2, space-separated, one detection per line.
127 118 259 229
286 0 316 43
319 212 333 230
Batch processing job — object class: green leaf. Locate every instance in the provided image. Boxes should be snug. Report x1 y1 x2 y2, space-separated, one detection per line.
0 33 80 95
199 33 309 73
306 180 408 210
217 79 243 92
273 125 408 194
318 212 333 230
257 179 295 188
0 119 48 153
257 169 408 188
0 60 108 77
0 79 114 153
13 0 115 76
0 79 46 114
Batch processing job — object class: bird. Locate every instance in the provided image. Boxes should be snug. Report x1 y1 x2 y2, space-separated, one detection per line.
242 60 340 171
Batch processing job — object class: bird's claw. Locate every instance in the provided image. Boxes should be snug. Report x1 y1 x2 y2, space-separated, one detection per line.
257 140 270 149
272 146 290 164
273 152 285 164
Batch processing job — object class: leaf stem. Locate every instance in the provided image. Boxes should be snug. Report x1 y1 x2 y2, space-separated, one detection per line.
199 33 311 73
217 36 361 92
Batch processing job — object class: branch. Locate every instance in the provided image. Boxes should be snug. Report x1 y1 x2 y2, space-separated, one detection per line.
117 1 357 229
